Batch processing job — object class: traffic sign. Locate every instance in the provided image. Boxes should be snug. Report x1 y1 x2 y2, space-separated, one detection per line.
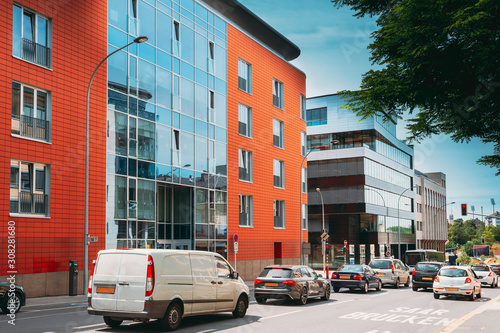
233 234 239 242
234 242 238 253
321 232 329 240
386 250 391 257
344 240 348 246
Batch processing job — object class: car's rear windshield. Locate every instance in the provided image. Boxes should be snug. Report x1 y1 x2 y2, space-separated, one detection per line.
259 268 292 278
471 266 489 272
439 268 467 277
415 263 441 272
490 264 500 268
369 261 391 269
339 265 363 272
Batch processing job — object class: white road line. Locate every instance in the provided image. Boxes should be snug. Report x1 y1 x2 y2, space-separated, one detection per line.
197 329 216 333
328 299 354 306
441 293 500 332
73 323 107 330
260 310 302 321
23 305 86 313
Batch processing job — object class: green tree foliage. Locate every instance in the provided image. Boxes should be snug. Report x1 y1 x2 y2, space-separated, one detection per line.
488 225 500 241
457 252 471 265
331 0 500 174
482 229 495 245
462 241 474 257
448 221 468 245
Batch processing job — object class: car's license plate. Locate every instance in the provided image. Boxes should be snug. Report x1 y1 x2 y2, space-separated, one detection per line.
339 275 350 279
265 283 279 287
446 288 459 291
377 273 384 276
422 277 433 280
96 287 115 294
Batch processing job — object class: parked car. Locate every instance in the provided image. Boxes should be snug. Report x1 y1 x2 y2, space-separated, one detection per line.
368 258 410 288
471 264 498 288
489 263 500 276
88 249 249 331
254 265 330 305
433 266 481 301
412 262 444 291
330 264 382 293
0 282 26 314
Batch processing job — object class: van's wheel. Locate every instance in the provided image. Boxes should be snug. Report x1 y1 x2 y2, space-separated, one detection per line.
232 295 248 318
2 292 22 314
159 302 182 331
103 316 122 328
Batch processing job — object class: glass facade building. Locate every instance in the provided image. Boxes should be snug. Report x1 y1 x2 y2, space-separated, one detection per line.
106 0 229 254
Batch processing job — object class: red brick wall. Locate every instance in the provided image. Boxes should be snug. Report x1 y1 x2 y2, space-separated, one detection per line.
226 24 307 262
0 0 107 275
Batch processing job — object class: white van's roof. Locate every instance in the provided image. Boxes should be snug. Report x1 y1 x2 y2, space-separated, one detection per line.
97 249 221 256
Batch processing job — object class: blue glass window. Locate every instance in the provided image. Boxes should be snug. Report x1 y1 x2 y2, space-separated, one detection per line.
306 107 327 126
108 25 128 47
156 107 171 126
157 11 172 53
109 0 128 31
156 124 172 165
195 119 208 137
139 1 156 45
195 85 208 121
180 78 194 116
138 59 155 102
180 24 194 64
157 68 172 109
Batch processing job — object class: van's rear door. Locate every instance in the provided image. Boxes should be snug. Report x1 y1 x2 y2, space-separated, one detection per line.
115 252 148 312
91 252 122 310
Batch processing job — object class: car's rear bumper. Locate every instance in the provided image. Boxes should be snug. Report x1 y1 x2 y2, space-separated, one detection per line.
331 279 365 289
254 288 299 301
412 279 434 288
433 287 474 296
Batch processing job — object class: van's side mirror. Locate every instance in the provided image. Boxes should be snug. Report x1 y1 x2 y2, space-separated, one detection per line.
231 272 239 279
318 274 323 278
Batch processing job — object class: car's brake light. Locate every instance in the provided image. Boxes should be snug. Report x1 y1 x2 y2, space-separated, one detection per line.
434 276 440 283
412 269 415 275
254 279 263 285
465 277 472 284
282 280 296 286
391 262 395 274
88 255 98 294
331 273 338 279
487 272 493 277
353 275 362 280
145 255 155 297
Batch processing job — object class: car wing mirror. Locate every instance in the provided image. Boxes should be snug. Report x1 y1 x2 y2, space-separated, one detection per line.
230 271 239 279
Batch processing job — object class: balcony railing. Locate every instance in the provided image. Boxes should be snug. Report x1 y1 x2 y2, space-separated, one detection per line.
15 192 48 215
12 114 50 142
22 38 51 68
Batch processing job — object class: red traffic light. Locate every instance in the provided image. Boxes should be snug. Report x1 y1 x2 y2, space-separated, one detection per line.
461 204 467 216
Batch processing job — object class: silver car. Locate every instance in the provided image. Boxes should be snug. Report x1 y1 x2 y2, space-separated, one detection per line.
368 258 410 288
471 264 498 288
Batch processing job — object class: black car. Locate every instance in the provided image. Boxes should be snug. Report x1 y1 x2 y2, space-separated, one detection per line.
330 264 382 293
0 282 26 314
254 265 330 305
411 261 444 291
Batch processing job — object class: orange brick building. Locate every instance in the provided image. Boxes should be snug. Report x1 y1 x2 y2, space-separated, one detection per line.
0 0 306 296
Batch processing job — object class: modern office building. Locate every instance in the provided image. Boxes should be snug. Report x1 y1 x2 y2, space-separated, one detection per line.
414 170 448 251
306 93 416 268
1 0 306 296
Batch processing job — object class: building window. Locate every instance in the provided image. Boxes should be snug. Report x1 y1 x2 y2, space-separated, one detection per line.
302 167 307 193
306 107 327 126
273 119 284 148
274 199 285 228
12 4 51 68
273 159 284 188
11 82 50 142
208 41 215 74
239 194 253 227
238 59 251 93
238 104 252 137
10 159 49 216
239 149 252 182
273 79 284 109
128 0 138 35
300 94 306 120
173 21 181 56
301 131 306 156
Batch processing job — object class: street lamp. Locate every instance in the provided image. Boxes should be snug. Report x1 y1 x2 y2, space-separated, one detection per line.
316 188 326 276
434 201 455 251
84 36 148 292
397 185 417 259
365 187 388 256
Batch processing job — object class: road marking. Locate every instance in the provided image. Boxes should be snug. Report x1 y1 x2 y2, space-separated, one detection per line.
23 305 86 313
440 294 500 332
260 310 302 321
328 299 354 306
197 329 216 333
73 323 107 330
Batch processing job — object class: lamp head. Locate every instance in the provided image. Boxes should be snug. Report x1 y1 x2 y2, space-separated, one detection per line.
134 36 149 43
316 188 320 192
450 201 456 204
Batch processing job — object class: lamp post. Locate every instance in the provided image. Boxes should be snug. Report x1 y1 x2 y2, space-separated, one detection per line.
397 185 417 260
365 187 388 256
84 36 148 292
434 201 455 251
316 188 326 276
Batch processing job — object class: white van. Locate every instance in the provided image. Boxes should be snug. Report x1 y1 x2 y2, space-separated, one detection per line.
87 249 249 331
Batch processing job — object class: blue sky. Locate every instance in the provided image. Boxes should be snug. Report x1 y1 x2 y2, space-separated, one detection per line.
239 0 499 222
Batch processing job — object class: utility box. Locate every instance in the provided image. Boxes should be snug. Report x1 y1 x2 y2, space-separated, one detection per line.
69 260 78 296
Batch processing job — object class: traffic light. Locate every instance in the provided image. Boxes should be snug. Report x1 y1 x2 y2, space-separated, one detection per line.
461 204 467 216
482 237 485 244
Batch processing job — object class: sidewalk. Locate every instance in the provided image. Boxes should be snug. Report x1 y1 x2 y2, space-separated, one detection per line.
25 281 256 307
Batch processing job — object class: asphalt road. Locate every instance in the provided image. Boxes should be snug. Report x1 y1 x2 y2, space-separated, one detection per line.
1 284 500 333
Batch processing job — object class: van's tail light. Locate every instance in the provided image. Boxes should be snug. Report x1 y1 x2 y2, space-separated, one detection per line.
88 256 97 294
391 262 395 274
434 276 439 283
465 277 472 284
146 255 155 297
353 275 362 280
254 279 263 285
282 280 296 286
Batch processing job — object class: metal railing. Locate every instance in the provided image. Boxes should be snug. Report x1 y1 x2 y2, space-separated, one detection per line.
18 192 48 215
22 38 51 68
12 114 50 141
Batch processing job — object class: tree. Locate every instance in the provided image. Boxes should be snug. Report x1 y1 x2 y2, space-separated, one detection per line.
331 0 500 174
482 229 495 245
457 252 471 265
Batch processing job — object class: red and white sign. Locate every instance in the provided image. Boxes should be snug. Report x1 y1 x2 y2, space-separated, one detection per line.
344 240 348 246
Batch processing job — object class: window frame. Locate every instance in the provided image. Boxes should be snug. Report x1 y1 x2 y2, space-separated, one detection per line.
238 103 252 138
300 94 306 120
239 194 253 227
238 58 252 94
272 78 284 109
238 149 252 182
10 159 50 216
301 131 306 156
274 199 285 229
273 159 284 189
273 118 284 149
